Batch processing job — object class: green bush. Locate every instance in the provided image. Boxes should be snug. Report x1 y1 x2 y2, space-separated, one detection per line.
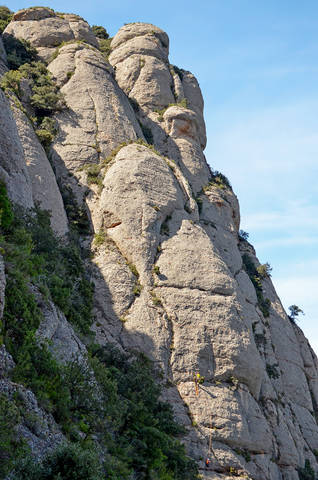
88 345 198 479
35 117 57 149
0 6 13 33
92 25 109 39
0 393 26 478
257 262 272 279
266 363 280 379
99 37 112 59
0 69 23 95
12 443 103 480
0 181 13 228
297 459 315 480
3 35 37 69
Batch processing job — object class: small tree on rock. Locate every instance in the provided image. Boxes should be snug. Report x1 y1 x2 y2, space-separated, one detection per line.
288 305 304 323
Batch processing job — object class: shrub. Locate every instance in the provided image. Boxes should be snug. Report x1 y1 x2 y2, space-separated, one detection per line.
99 37 112 59
94 230 106 246
297 459 315 480
195 196 203 214
242 253 271 317
3 35 37 69
0 393 26 478
31 84 63 115
35 117 57 149
92 25 109 39
257 262 272 279
0 69 23 95
0 181 13 228
266 363 280 379
0 6 13 33
288 304 304 323
12 443 103 480
238 229 249 241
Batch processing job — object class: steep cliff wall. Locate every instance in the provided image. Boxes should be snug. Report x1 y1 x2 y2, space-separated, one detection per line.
1 7 318 480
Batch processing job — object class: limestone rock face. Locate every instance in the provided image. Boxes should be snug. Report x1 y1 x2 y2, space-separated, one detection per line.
11 104 68 236
2 10 318 480
4 7 98 61
0 90 34 209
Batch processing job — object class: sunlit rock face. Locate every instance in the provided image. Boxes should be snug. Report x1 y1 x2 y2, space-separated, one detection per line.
1 10 318 479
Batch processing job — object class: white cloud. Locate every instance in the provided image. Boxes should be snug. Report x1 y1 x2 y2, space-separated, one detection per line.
256 236 318 249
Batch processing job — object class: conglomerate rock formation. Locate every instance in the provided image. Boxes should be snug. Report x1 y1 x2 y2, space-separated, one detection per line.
1 7 318 480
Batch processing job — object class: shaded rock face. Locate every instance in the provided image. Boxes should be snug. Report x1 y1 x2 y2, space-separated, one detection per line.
1 12 318 480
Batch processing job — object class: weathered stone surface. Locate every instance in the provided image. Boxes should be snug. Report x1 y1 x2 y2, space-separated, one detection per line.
4 8 98 61
36 295 86 364
48 42 142 206
0 90 34 208
109 24 175 111
11 104 68 236
0 379 63 458
1 11 318 479
0 345 14 378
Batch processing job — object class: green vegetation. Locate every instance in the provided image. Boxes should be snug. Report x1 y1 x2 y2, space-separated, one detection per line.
170 64 184 80
257 262 272 279
10 347 198 480
0 5 13 33
98 37 112 60
0 186 197 478
242 253 271 317
297 459 315 480
1 59 64 149
93 230 106 246
91 25 109 39
153 265 160 275
238 229 249 241
0 393 27 478
12 443 103 480
195 196 203 214
151 291 162 306
266 363 280 379
59 183 91 235
155 99 188 121
35 117 57 149
203 169 232 192
234 448 251 463
0 181 14 228
288 304 304 324
86 163 103 190
3 35 37 69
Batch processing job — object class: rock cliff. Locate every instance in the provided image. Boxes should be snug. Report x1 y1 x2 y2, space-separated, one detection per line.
0 7 318 480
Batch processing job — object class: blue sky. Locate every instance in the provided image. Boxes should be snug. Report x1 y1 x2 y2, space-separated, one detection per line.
9 1 318 352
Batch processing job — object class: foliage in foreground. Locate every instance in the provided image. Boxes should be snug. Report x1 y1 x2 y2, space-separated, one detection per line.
0 185 198 479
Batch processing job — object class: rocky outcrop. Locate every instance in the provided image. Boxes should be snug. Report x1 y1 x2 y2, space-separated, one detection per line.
11 103 68 236
4 7 98 61
1 10 318 480
0 89 34 209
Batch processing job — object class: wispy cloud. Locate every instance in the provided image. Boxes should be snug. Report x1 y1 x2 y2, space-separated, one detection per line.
256 236 318 249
